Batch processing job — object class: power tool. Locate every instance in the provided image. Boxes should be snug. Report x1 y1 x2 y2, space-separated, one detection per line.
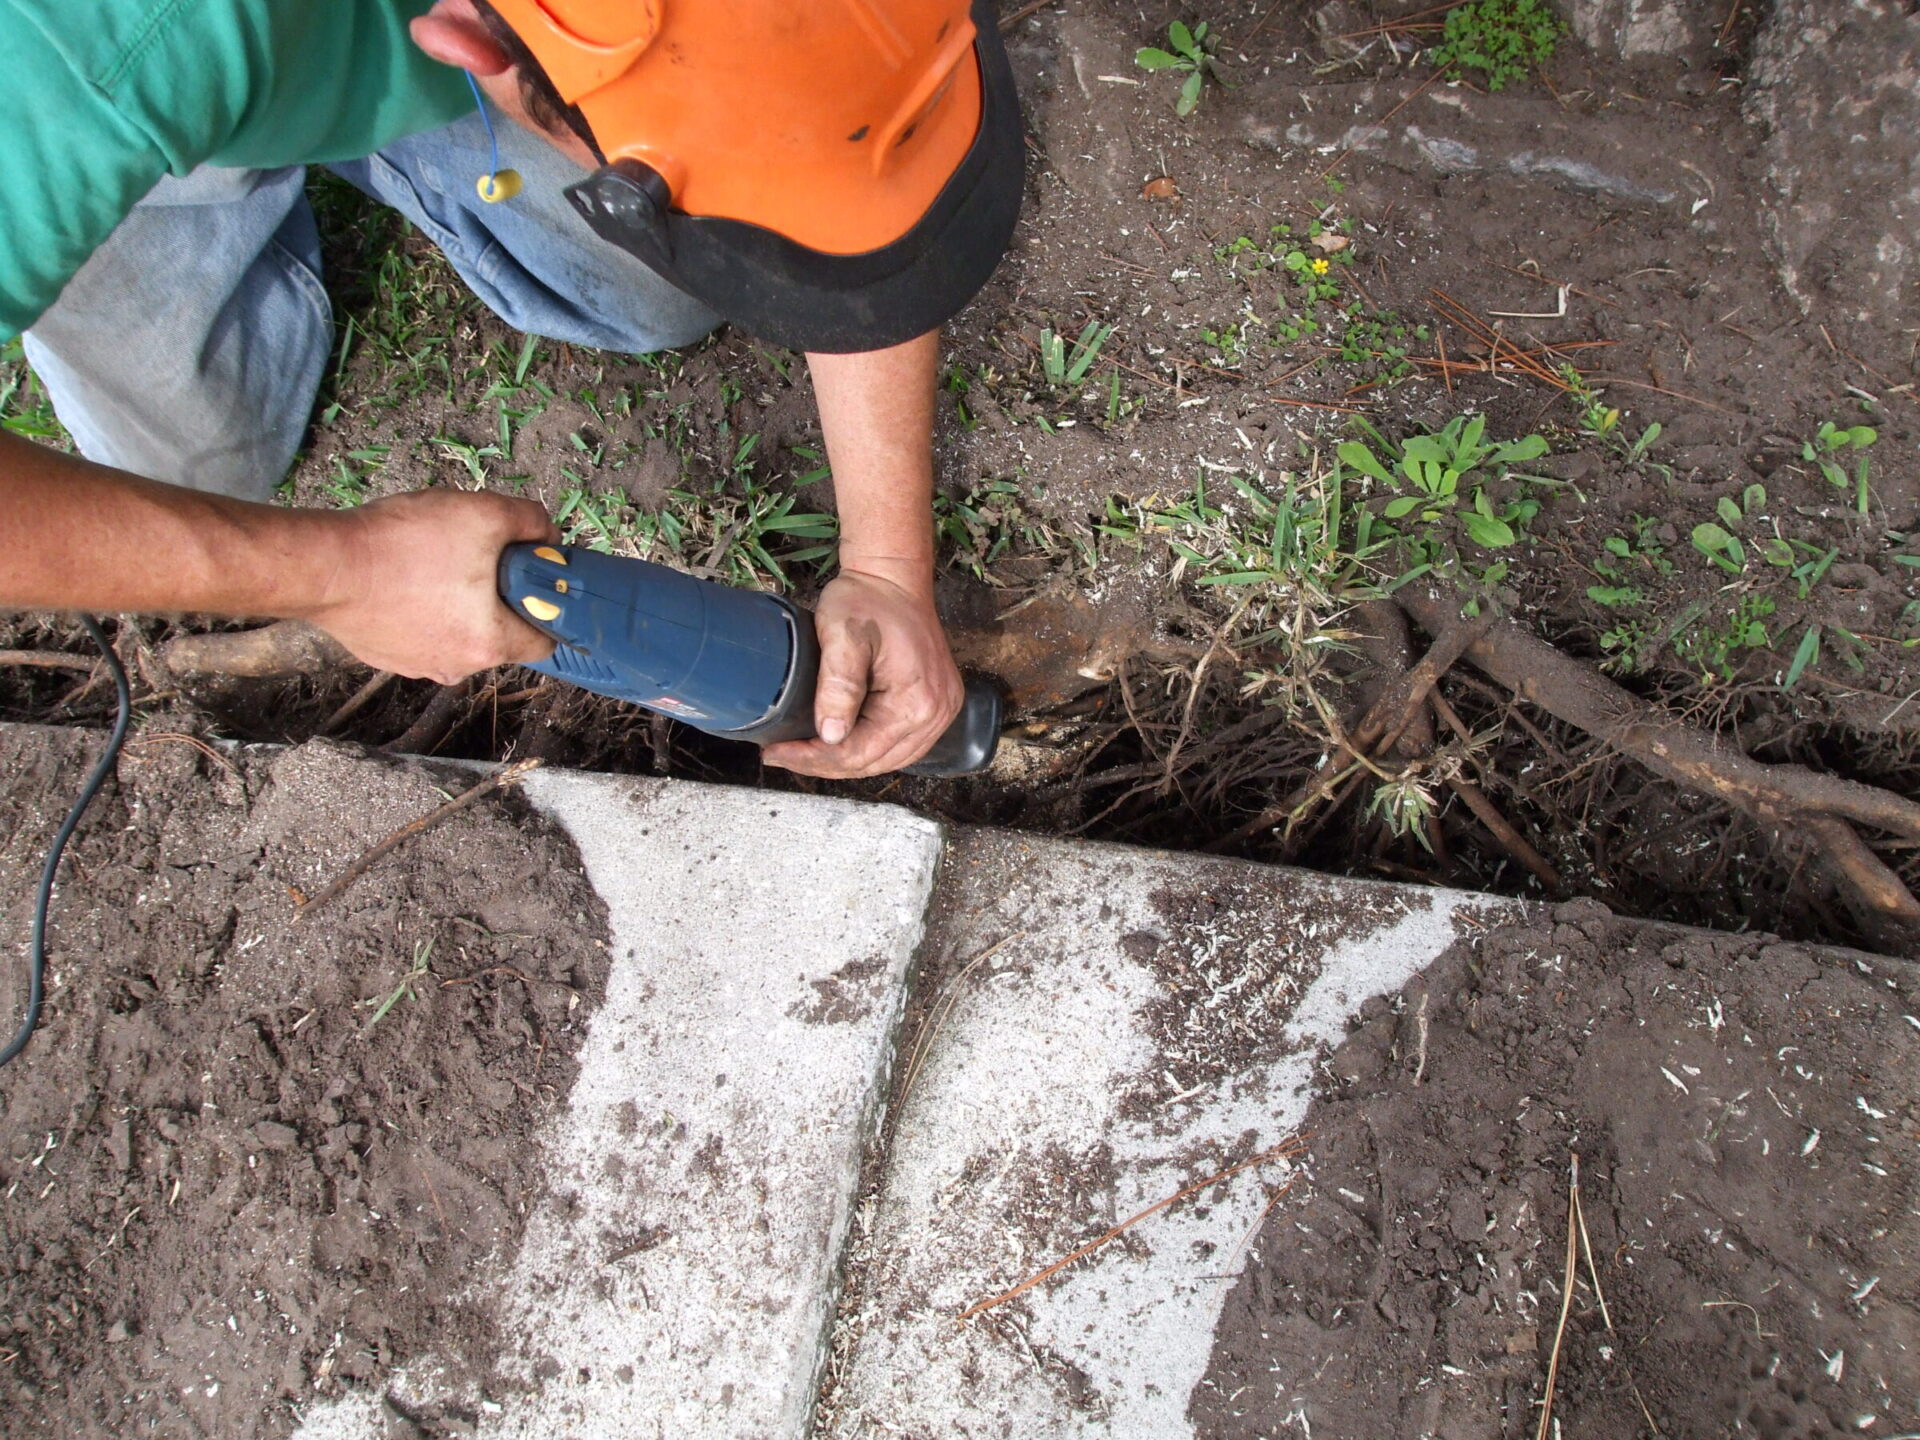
498 544 1001 776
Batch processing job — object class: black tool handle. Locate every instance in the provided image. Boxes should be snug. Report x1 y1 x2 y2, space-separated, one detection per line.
906 677 1004 777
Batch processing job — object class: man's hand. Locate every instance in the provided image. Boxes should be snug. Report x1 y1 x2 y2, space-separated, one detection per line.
762 564 963 779
781 330 957 778
307 489 559 683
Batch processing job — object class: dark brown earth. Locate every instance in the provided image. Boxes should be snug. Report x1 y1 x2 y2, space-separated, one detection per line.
0 730 609 1439
2 5 1918 1431
1197 899 1920 1439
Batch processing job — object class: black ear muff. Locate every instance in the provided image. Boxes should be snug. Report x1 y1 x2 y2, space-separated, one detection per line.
567 160 676 264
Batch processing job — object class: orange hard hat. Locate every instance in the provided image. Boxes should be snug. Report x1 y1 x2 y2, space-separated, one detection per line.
485 0 1024 352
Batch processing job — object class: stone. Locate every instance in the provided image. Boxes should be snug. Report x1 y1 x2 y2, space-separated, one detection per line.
1567 0 1720 64
1240 78 1714 209
1746 0 1920 329
821 831 1518 1438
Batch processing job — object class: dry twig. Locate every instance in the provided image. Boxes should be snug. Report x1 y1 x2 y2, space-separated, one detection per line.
899 933 1024 1104
126 731 242 778
295 758 541 920
1535 1154 1583 1440
0 650 98 672
958 1137 1304 1322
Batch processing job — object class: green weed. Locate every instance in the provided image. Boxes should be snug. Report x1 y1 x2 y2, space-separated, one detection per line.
0 338 66 444
1431 0 1564 91
1689 482 1767 575
1674 593 1776 682
552 463 838 591
363 940 435 1032
1339 414 1551 553
1759 535 1836 599
1135 20 1224 116
1366 768 1441 851
1803 420 1877 515
1586 518 1674 610
934 478 1084 581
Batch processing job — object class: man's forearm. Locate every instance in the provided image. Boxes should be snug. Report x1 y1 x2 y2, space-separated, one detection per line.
0 431 350 619
0 430 557 683
806 329 940 591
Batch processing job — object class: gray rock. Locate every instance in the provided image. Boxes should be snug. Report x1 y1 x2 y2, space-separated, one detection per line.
1746 0 1920 328
1242 78 1714 209
1568 0 1720 63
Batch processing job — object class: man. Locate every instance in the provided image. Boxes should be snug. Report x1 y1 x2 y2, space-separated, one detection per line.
0 0 1020 777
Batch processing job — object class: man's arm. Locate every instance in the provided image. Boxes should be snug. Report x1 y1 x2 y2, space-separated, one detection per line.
761 330 964 778
0 430 555 682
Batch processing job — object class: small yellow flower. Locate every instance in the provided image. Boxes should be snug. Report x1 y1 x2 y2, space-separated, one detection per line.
1311 257 1331 275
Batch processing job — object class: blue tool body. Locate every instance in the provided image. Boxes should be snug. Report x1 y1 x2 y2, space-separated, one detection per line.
499 544 810 736
498 544 1002 773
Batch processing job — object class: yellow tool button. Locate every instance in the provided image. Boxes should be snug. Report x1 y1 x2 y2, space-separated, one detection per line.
533 546 568 564
554 579 570 594
521 596 562 623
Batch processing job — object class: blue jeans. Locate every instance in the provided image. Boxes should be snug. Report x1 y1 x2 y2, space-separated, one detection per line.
23 111 720 502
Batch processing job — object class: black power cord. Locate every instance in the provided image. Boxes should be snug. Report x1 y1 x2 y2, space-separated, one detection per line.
0 616 131 1069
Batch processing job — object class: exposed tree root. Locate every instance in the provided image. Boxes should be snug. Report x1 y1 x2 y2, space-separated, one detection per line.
1348 599 1433 759
1447 776 1564 895
1801 817 1920 945
158 620 354 681
1396 582 1920 952
381 681 470 756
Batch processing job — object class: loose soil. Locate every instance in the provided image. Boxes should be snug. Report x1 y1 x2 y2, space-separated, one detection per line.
0 730 610 1439
1197 900 1920 1438
2 5 1919 1427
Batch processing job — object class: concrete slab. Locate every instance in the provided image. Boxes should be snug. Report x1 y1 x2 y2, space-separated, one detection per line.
292 771 944 1440
819 830 1520 1439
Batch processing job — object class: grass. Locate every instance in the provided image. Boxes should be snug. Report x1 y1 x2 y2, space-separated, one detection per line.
1100 455 1389 707
0 337 67 445
363 939 435 1032
935 478 1089 583
1040 321 1114 390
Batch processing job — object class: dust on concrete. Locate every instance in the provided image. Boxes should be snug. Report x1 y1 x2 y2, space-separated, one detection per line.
0 729 610 1439
1118 876 1407 1120
1195 899 1920 1439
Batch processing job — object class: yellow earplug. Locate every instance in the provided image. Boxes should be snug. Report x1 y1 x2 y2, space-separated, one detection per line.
477 169 523 203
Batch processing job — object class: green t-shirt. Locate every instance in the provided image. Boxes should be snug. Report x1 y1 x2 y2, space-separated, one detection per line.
0 0 470 340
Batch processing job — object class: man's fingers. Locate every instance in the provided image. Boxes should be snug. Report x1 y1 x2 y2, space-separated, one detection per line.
501 494 563 545
813 618 881 746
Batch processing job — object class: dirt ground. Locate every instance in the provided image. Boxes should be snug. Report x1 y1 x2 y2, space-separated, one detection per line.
1197 900 1920 1439
1 2 1918 1433
0 731 609 1438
